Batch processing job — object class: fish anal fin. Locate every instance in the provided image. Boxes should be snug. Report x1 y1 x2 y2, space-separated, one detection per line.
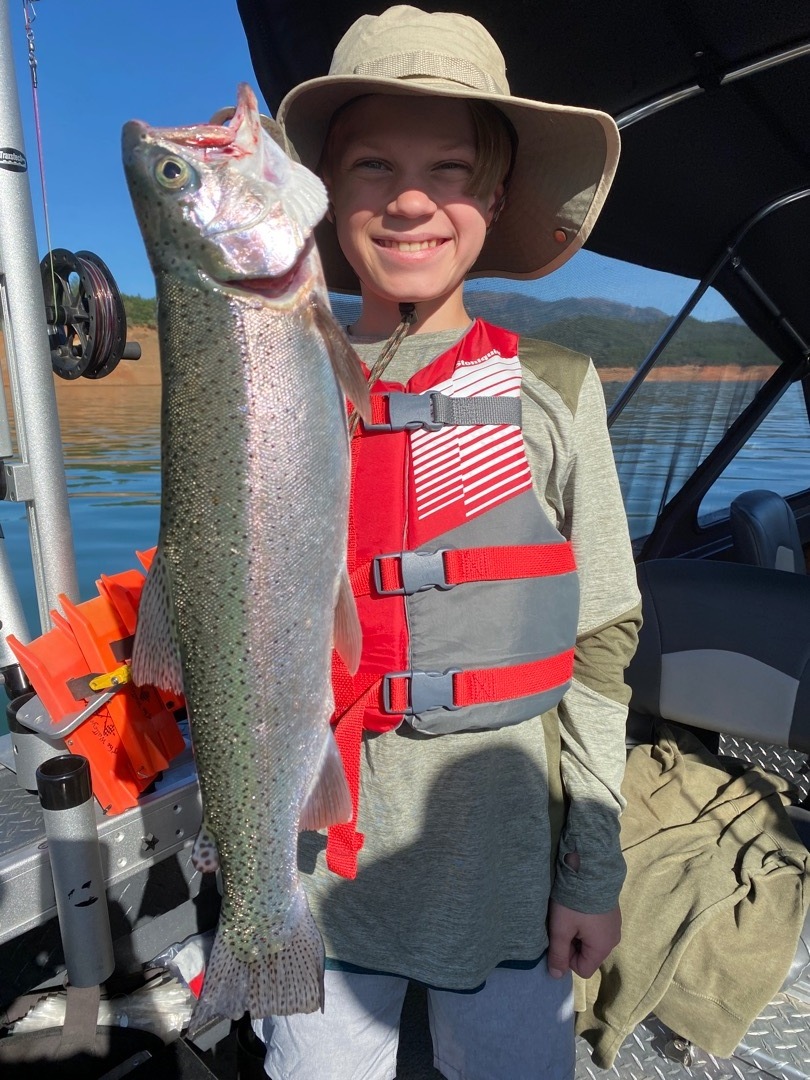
299 731 351 832
334 569 362 675
311 294 371 422
131 546 185 695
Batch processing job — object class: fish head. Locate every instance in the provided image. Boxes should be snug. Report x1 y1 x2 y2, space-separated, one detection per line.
122 84 328 295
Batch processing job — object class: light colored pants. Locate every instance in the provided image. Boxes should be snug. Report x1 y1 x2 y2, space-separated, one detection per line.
252 959 575 1080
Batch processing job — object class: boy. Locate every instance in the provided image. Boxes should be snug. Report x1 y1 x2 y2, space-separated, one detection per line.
254 7 641 1078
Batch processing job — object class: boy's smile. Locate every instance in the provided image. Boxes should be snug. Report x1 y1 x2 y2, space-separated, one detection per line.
324 95 501 335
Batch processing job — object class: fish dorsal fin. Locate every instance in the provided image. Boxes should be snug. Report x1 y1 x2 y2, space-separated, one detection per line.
131 546 185 695
232 84 263 157
311 294 371 423
299 730 352 832
334 568 362 675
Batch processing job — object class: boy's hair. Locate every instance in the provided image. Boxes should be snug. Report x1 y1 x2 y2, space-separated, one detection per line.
318 96 517 201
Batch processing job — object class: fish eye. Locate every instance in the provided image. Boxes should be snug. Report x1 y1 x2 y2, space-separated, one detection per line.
155 155 192 190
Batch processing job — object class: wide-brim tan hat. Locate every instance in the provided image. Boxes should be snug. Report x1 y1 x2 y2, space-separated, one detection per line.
276 5 620 294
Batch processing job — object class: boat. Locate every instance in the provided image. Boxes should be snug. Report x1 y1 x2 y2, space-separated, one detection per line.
1 0 809 1076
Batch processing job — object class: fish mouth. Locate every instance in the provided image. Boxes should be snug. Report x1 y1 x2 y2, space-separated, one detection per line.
219 237 313 299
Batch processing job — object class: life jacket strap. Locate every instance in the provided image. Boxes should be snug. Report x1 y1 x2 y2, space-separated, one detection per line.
355 542 576 597
363 391 522 432
327 675 380 880
381 649 575 716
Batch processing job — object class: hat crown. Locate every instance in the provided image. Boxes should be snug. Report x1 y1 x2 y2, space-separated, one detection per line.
329 5 510 95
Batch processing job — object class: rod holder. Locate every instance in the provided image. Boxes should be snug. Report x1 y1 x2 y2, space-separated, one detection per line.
36 754 114 987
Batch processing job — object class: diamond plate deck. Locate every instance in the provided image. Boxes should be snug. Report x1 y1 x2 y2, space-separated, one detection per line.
575 993 810 1080
0 763 48 858
719 736 810 803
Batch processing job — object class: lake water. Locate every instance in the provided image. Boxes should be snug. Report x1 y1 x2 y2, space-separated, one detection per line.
0 383 162 639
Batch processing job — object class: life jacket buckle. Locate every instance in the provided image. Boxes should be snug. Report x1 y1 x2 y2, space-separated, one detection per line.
381 668 461 715
364 392 443 432
373 549 453 595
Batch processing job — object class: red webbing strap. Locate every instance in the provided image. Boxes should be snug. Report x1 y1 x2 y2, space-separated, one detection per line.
443 543 575 583
327 673 380 880
367 394 391 426
386 649 575 713
350 561 375 596
354 543 575 597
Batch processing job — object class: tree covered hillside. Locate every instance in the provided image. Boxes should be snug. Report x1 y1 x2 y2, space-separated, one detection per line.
465 290 772 367
122 294 157 327
535 314 772 367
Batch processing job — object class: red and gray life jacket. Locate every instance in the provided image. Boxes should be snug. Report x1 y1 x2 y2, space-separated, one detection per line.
328 319 579 879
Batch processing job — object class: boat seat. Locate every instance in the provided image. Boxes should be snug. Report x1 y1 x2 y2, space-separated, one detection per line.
627 558 810 754
730 489 806 573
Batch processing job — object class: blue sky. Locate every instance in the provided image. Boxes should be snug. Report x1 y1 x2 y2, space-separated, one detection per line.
9 0 734 320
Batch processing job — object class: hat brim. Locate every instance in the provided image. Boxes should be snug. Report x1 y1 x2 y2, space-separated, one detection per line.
277 74 620 294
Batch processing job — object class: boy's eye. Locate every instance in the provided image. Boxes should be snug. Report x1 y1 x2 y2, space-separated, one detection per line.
435 161 474 176
353 158 388 171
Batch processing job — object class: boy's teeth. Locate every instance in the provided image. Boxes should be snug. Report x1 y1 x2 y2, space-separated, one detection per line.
381 239 439 251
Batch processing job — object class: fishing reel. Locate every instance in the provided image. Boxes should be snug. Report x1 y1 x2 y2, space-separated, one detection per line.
40 248 141 380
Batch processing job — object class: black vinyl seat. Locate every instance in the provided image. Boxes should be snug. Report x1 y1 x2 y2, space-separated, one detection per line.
627 559 810 756
730 489 806 574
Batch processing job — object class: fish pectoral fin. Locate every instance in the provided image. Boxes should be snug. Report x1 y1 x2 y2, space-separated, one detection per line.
299 731 352 832
310 294 371 423
130 546 185 694
334 569 362 675
283 155 329 236
191 824 221 873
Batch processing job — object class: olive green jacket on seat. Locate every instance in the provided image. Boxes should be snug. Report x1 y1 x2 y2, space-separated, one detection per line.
576 723 810 1066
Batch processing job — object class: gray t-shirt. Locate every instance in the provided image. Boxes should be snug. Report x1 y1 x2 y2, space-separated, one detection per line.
298 322 641 990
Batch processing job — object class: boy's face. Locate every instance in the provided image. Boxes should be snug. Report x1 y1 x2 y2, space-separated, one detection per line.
324 95 500 313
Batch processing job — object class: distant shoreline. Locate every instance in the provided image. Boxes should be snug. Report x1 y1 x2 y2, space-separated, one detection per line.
1 328 778 391
598 363 777 382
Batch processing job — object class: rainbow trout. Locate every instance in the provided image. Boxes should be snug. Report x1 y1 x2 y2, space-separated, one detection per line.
123 85 369 1024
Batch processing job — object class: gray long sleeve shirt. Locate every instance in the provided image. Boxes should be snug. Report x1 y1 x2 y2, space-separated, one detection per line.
297 324 642 990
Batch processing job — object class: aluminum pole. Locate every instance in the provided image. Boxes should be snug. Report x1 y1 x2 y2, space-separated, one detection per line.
0 0 79 633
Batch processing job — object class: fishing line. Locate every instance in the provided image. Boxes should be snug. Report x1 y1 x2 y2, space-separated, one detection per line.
23 0 57 310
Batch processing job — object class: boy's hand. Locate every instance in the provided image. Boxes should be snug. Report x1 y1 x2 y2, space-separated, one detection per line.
546 900 621 980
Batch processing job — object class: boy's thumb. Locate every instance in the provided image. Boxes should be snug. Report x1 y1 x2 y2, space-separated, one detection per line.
546 947 569 979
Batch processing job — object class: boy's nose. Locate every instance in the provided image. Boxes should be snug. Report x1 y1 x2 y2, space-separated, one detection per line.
387 186 437 217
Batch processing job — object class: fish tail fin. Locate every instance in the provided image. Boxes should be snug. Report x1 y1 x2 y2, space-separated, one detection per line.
310 293 371 422
188 894 324 1034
